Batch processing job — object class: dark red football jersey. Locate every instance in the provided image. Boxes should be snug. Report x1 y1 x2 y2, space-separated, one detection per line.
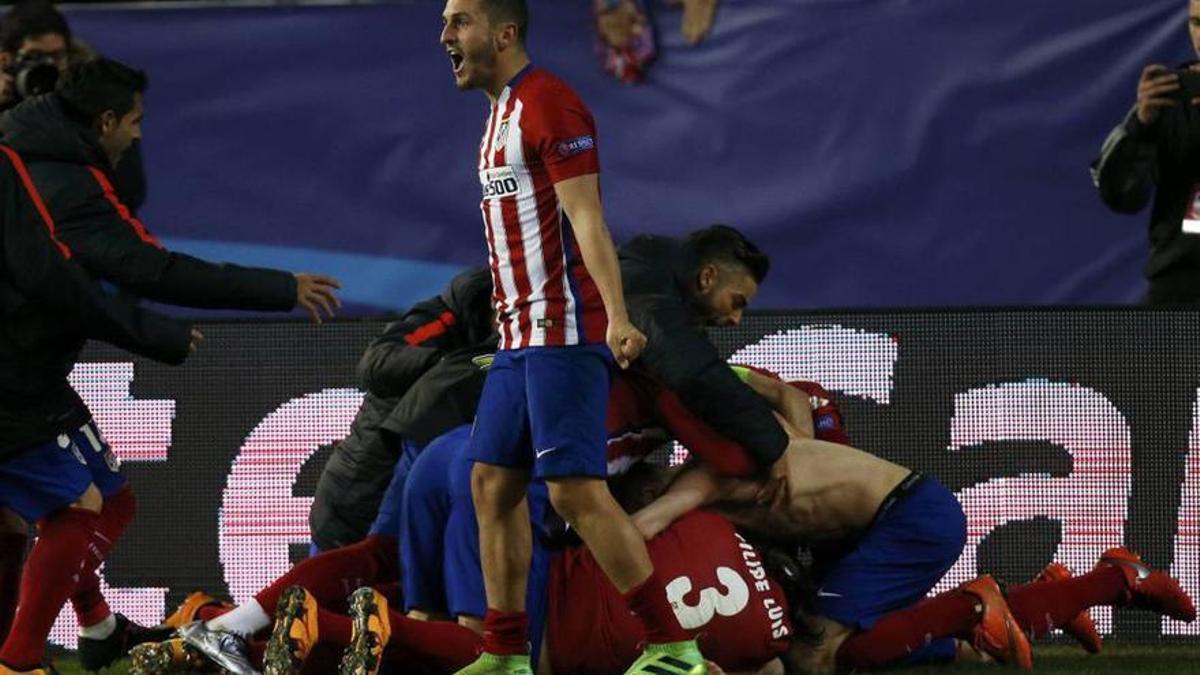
547 511 793 673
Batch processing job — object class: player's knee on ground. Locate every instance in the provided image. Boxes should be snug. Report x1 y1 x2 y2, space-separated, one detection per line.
0 508 26 534
545 477 616 526
470 462 528 513
71 483 104 514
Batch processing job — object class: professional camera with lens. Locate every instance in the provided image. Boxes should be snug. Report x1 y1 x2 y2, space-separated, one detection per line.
6 50 59 101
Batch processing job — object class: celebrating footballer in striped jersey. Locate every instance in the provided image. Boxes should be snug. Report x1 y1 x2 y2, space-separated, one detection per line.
440 1 707 673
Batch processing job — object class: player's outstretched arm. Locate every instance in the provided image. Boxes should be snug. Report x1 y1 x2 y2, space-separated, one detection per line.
738 367 814 439
554 173 645 368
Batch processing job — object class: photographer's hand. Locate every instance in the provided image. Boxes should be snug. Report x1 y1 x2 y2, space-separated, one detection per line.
1137 64 1179 125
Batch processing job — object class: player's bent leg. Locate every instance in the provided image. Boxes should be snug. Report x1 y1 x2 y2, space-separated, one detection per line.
471 462 532 612
459 462 534 672
1004 548 1196 656
545 478 652 592
544 478 704 674
261 534 400 613
0 482 102 672
74 487 174 670
833 575 1031 672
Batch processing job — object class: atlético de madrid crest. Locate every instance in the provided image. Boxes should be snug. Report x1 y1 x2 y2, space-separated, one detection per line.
495 118 511 151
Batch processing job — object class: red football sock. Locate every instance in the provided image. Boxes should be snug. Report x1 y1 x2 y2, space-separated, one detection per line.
1006 566 1126 637
254 536 399 615
622 571 690 644
836 591 980 671
317 606 354 647
0 508 98 669
70 486 136 628
385 610 482 670
72 570 109 629
0 532 26 641
481 609 527 656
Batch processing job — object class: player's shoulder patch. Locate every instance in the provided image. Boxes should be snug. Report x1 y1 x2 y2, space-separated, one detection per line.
554 135 595 158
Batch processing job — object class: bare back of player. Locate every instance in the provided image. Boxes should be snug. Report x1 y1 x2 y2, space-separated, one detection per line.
634 429 911 545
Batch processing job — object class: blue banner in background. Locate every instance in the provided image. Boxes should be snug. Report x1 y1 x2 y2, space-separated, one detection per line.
65 1 1192 313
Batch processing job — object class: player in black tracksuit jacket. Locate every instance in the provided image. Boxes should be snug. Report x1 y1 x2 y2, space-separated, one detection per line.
0 144 193 459
0 141 196 672
311 266 497 550
0 59 340 671
618 227 788 471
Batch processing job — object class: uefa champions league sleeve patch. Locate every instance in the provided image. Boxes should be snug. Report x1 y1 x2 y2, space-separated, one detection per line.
555 135 595 158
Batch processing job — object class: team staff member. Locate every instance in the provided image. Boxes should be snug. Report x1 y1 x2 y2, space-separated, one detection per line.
0 141 195 675
618 226 793 497
311 266 496 552
1091 0 1200 303
0 58 340 673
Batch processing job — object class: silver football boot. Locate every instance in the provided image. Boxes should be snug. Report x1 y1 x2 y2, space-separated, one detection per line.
178 620 260 675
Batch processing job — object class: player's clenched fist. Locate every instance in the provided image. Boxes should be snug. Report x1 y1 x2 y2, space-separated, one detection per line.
606 315 646 369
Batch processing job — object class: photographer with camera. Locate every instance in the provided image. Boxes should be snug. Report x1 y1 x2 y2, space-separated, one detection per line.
0 1 150 214
1091 0 1200 303
0 1 71 112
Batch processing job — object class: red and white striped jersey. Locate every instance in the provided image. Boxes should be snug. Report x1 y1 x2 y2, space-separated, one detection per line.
476 66 607 350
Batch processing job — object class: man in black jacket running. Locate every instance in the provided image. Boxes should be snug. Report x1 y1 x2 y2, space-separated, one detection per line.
0 141 196 675
0 58 341 673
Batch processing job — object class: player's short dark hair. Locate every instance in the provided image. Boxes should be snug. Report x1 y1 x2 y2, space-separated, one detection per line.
57 58 147 124
687 224 771 285
1 1 71 54
758 542 824 645
608 462 670 514
482 0 529 44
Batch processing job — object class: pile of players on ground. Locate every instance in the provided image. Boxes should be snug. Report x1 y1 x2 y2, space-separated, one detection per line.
117 261 1195 675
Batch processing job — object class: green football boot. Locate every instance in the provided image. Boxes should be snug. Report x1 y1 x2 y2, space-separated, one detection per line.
452 652 534 675
623 640 707 674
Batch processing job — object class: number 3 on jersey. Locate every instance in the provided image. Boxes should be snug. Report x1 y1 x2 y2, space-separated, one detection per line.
666 566 750 630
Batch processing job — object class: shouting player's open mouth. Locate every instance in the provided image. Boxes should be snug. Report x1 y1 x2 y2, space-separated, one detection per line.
447 48 465 76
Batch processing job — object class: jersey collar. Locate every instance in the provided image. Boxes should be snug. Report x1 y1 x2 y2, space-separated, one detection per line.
505 63 535 92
